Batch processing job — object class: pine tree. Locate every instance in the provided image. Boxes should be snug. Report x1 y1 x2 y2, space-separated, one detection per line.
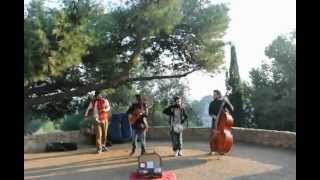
226 44 244 127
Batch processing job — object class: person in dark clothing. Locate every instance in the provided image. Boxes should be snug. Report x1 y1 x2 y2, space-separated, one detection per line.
163 96 188 157
127 94 149 156
208 90 234 155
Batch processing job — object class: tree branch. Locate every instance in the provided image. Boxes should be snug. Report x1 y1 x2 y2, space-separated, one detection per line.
128 69 198 82
24 69 199 106
24 71 129 106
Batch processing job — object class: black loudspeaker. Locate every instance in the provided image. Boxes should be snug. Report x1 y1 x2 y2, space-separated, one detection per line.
45 142 78 152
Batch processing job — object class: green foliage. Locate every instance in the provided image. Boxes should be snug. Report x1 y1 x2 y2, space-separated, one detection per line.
25 118 62 135
34 120 61 134
240 82 257 128
24 0 101 81
33 98 74 120
79 116 94 128
25 0 230 124
105 85 137 112
131 0 184 36
25 0 229 83
150 109 168 127
24 0 52 81
186 96 212 127
25 112 85 134
184 103 203 127
133 77 190 126
248 32 296 131
61 113 84 131
25 119 43 134
226 45 245 127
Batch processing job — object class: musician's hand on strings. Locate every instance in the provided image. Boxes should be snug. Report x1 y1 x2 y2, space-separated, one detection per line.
140 110 146 116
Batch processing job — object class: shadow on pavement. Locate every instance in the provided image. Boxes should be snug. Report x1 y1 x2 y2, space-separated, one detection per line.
25 154 208 180
232 167 295 180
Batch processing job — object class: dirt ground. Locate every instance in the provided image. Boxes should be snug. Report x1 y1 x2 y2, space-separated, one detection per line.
24 141 296 180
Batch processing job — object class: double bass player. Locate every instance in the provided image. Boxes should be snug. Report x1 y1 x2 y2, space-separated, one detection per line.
208 90 234 155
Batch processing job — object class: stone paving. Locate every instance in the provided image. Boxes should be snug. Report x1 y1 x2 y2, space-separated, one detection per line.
24 141 296 180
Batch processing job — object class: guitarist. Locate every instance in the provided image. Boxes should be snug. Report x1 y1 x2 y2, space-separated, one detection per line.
127 94 149 156
84 90 111 154
208 90 234 155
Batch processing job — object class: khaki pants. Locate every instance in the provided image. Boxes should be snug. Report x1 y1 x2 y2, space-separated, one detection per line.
95 121 108 149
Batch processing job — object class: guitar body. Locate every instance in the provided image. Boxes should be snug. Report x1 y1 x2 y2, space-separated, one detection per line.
129 108 144 125
210 110 234 154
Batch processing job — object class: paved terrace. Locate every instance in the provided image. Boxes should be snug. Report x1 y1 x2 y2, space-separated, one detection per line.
24 141 296 180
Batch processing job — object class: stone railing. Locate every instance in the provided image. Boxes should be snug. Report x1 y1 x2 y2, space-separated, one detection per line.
24 127 295 153
147 127 296 149
232 127 296 149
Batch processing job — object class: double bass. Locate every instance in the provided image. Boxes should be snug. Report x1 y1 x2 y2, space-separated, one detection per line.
210 90 234 155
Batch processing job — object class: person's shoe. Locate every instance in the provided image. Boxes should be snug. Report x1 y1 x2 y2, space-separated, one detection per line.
96 148 102 154
174 151 179 157
102 146 109 152
208 151 213 155
106 142 112 147
129 150 135 156
140 149 146 156
178 150 183 156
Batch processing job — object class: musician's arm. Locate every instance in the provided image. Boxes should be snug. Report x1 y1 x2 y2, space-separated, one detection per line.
163 106 172 116
143 103 148 117
143 118 149 128
84 101 93 117
163 106 172 127
126 104 134 114
181 108 188 124
104 99 111 111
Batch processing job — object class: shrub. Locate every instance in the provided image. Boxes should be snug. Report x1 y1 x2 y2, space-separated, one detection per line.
33 120 61 135
61 113 83 131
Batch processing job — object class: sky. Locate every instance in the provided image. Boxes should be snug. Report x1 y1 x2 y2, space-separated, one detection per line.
186 0 296 100
24 0 296 100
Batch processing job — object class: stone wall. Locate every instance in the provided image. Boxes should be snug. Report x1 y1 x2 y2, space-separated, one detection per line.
24 131 90 153
24 127 296 153
232 127 296 149
146 127 296 149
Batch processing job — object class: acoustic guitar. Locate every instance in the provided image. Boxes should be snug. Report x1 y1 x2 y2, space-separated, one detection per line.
128 108 145 125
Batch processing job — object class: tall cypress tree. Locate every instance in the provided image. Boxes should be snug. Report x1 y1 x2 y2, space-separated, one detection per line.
226 44 244 127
